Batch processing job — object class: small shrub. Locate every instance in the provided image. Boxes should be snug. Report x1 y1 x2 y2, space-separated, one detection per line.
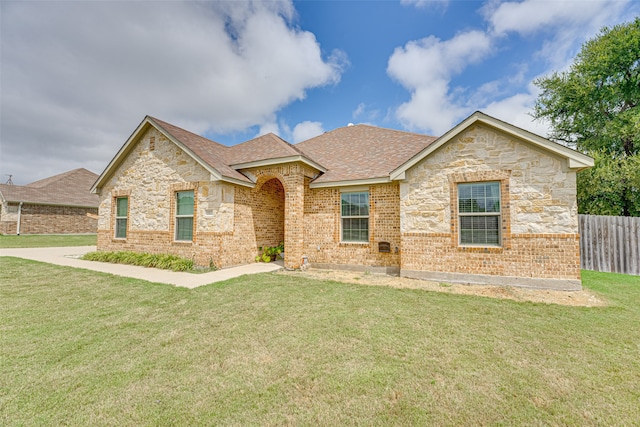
82 251 194 272
255 242 284 263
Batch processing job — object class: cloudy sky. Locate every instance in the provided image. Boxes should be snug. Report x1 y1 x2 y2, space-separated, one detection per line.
1 0 637 185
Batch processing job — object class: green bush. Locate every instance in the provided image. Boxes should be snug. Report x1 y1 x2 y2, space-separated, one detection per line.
82 251 195 272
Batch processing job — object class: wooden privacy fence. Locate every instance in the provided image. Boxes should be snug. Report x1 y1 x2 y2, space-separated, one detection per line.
579 214 640 276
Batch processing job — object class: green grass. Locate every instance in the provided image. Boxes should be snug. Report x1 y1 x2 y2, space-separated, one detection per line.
0 234 96 248
1 260 639 426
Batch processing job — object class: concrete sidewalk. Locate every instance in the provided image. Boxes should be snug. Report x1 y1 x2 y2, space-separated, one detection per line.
0 246 283 289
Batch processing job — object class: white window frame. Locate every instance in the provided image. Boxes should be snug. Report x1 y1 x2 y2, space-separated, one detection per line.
458 182 501 247
340 191 369 243
114 197 128 239
175 190 194 242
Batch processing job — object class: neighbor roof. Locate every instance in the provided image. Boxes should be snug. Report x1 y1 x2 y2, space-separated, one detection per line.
0 168 99 207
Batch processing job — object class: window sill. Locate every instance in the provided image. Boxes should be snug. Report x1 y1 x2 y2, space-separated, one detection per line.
457 245 503 253
172 240 193 245
339 241 370 246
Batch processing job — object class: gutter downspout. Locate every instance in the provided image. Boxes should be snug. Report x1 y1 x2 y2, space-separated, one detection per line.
16 202 23 235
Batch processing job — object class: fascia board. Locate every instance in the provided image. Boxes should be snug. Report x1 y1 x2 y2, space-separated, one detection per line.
309 177 390 189
231 156 327 173
220 176 255 188
91 117 153 193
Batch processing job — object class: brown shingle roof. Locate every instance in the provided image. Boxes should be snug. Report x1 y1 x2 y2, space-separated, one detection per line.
95 117 438 191
0 168 99 207
295 124 437 184
226 133 307 165
149 117 322 180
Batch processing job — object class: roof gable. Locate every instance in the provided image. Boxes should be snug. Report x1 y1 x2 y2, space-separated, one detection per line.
390 111 594 180
92 116 253 193
226 133 326 172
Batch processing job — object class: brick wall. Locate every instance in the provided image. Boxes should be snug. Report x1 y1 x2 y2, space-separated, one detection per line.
96 121 583 289
97 127 315 269
303 182 401 272
399 124 582 288
401 233 580 284
1 204 97 235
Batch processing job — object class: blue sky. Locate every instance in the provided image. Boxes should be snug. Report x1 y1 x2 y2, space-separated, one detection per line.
1 0 638 184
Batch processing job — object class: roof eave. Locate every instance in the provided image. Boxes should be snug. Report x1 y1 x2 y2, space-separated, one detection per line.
309 177 391 189
219 175 255 188
231 155 327 173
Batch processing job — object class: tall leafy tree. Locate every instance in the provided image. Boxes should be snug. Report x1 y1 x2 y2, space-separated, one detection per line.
533 18 640 216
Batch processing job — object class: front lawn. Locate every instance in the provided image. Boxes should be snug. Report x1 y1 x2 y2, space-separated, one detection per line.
1 259 638 425
0 234 96 248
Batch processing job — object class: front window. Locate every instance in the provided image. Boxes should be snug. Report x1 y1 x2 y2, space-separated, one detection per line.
115 197 128 239
175 191 194 241
458 182 501 246
341 191 369 243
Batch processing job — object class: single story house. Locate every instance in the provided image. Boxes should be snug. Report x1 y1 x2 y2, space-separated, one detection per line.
91 112 593 290
0 168 99 235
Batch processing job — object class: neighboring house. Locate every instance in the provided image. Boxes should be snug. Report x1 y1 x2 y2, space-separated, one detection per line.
91 112 593 290
0 168 99 235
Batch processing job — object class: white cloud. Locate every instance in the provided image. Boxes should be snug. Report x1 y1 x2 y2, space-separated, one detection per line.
257 121 282 138
482 84 551 137
387 0 632 137
387 31 492 134
487 0 627 36
292 121 325 143
400 0 449 9
0 1 344 183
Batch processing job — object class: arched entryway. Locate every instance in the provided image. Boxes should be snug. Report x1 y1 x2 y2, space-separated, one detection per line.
253 177 285 261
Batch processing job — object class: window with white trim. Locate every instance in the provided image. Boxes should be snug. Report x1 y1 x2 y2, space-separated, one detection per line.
458 182 501 246
175 191 194 241
115 197 128 239
341 191 369 243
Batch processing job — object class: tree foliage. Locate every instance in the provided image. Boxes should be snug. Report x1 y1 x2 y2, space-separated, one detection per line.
577 151 640 216
533 18 640 216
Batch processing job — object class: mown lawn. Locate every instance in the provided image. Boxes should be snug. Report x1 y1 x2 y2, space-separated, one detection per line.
1 258 638 426
0 234 96 248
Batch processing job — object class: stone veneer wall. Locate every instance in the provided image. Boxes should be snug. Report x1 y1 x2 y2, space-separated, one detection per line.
303 182 401 272
97 127 240 266
0 203 97 235
97 127 313 269
400 124 581 289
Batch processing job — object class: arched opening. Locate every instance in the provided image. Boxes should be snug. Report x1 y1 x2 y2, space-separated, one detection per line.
253 177 285 259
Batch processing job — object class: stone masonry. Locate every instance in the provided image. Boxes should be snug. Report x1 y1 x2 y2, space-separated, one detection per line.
399 124 581 288
97 128 314 269
95 116 587 290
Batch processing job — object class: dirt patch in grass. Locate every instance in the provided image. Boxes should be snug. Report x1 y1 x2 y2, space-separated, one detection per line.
278 268 607 307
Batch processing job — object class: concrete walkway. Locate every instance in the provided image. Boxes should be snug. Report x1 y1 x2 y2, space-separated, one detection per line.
0 246 283 289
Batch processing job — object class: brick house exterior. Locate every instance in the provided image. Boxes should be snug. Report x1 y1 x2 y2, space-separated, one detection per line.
0 168 99 235
92 112 593 290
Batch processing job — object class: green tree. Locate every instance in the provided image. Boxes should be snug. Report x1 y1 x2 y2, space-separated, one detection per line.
533 18 640 216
